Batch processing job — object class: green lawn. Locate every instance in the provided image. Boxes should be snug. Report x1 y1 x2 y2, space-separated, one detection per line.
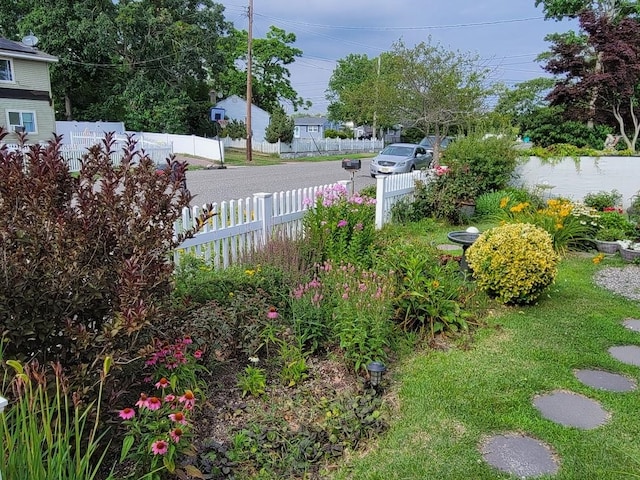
221 147 375 166
331 252 640 479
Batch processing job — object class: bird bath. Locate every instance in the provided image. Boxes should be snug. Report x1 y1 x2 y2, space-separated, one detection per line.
447 231 480 273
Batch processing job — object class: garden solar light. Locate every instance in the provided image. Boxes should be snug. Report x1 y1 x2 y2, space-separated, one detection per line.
367 361 386 387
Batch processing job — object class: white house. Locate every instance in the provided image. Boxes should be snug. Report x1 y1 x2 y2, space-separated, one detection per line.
215 95 270 142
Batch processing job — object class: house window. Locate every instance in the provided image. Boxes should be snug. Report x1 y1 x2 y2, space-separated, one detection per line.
0 58 14 82
7 111 37 133
294 126 300 138
307 125 319 133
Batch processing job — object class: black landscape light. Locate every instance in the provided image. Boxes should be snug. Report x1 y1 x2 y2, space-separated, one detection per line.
366 361 386 388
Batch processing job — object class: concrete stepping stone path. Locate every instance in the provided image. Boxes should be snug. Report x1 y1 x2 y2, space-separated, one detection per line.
609 345 640 367
533 390 609 429
481 433 559 478
480 317 640 475
574 369 637 392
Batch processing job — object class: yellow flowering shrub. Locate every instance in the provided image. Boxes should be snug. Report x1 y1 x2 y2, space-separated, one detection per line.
467 223 559 304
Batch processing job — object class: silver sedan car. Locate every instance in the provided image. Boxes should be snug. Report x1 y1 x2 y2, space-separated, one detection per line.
369 143 432 177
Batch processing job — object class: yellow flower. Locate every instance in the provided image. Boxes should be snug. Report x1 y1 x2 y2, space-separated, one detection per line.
432 280 440 288
592 253 605 264
500 197 509 209
245 269 256 276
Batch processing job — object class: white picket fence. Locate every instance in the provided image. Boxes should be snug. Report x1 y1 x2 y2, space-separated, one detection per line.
222 137 384 157
175 170 431 268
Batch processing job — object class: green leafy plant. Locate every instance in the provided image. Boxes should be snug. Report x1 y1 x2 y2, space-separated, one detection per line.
595 227 627 242
380 243 473 336
302 184 377 267
583 190 622 211
467 223 559 304
321 263 396 372
118 385 198 479
277 340 309 387
0 356 111 480
237 363 267 398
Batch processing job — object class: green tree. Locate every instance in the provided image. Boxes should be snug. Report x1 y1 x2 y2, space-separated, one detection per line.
535 0 637 19
219 26 310 114
380 38 491 159
494 78 556 122
265 109 294 143
326 54 377 123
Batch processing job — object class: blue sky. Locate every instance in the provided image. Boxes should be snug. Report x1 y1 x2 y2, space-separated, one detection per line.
217 0 576 114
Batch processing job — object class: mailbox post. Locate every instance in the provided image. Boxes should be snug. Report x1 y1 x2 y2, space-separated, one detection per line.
341 159 361 195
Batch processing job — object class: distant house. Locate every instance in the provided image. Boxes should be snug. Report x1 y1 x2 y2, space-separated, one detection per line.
214 95 270 142
0 37 58 144
294 116 331 139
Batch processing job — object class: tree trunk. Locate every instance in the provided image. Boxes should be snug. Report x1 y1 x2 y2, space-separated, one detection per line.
587 51 604 129
65 94 72 121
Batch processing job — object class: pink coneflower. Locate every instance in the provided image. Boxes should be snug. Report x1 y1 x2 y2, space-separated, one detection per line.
119 408 135 420
135 393 149 409
155 377 170 389
267 307 279 319
337 219 348 228
194 350 203 359
169 411 188 425
182 336 193 345
164 394 176 403
179 390 196 409
151 440 168 455
147 396 162 411
170 428 183 443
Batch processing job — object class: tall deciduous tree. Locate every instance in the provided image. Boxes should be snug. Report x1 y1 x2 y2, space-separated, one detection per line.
535 0 636 19
380 39 491 159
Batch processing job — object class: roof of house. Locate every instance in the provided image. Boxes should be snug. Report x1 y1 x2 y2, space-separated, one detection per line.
0 37 58 63
294 117 327 126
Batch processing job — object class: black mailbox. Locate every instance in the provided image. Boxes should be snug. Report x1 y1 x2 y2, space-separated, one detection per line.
341 159 361 171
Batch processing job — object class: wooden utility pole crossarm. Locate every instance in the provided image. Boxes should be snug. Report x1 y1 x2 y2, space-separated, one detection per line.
246 0 253 162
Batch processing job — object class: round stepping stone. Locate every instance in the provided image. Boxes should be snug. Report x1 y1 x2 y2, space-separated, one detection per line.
609 345 640 367
533 390 609 429
623 319 640 332
575 369 637 392
481 433 559 478
436 243 460 251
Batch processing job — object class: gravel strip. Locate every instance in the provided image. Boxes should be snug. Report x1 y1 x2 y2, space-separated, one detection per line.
594 265 640 301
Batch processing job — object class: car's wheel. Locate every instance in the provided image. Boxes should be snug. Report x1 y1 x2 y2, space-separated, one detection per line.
410 165 415 172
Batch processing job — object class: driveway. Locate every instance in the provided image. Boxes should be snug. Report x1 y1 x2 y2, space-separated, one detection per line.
184 159 377 206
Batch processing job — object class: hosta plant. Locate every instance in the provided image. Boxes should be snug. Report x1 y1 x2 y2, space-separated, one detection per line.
467 223 559 304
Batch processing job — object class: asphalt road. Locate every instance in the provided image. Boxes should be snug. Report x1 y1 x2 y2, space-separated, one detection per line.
186 159 378 206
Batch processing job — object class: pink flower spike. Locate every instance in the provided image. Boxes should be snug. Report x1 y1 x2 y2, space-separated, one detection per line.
179 390 196 409
155 377 170 389
151 440 169 455
119 408 135 420
147 397 162 411
267 307 279 319
169 411 189 425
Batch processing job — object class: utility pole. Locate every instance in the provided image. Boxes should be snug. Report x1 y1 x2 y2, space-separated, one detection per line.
246 0 253 162
372 55 380 141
